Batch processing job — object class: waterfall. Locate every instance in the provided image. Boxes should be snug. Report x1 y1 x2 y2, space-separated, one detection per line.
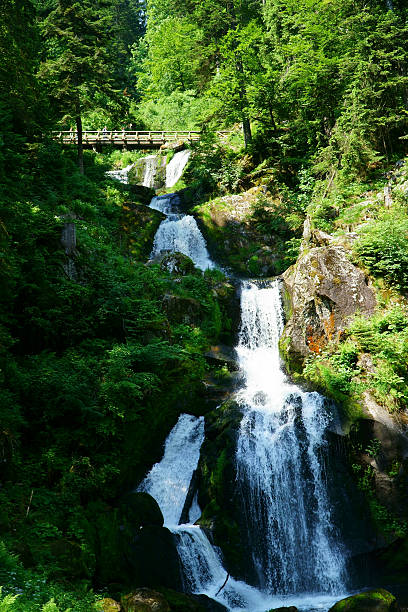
150 196 214 271
137 203 349 610
235 281 347 596
106 162 135 183
138 414 204 526
143 155 158 188
166 150 191 188
138 414 274 612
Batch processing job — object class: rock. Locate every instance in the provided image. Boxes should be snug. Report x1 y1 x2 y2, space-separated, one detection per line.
155 589 227 611
122 589 170 612
267 607 298 612
124 525 182 590
149 252 198 276
98 598 121 612
160 140 186 153
128 184 156 205
119 492 164 528
192 594 228 611
328 589 399 612
197 400 253 581
122 204 165 260
128 155 167 190
162 293 202 325
281 245 376 369
205 345 239 371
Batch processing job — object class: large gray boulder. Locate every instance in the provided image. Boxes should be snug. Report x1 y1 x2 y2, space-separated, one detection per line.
281 245 376 370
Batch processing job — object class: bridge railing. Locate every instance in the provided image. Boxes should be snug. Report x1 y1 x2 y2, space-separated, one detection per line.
52 130 233 145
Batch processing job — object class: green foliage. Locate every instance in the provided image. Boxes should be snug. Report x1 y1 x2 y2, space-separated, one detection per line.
351 465 408 539
0 139 231 598
304 305 408 414
354 208 408 291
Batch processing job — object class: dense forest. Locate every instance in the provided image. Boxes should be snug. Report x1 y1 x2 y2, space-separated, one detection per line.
1 0 408 610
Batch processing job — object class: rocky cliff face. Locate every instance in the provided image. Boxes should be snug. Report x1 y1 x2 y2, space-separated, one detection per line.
281 241 376 371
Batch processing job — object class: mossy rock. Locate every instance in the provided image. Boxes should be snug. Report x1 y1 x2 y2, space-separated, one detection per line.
122 588 170 612
150 252 198 276
162 293 203 325
157 588 227 611
267 607 298 612
328 589 399 612
197 400 251 579
97 598 121 612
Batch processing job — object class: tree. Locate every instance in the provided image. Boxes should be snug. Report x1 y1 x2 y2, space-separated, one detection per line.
38 0 117 173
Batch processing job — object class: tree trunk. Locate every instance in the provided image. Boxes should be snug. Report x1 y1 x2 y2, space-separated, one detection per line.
76 115 84 175
242 115 252 148
236 59 252 147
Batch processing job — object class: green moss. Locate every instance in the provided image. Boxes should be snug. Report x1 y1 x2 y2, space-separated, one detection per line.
329 589 397 612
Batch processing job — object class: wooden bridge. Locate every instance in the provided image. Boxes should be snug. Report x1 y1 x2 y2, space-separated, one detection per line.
53 130 232 149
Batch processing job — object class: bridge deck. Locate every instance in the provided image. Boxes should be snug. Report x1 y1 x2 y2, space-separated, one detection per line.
53 130 231 148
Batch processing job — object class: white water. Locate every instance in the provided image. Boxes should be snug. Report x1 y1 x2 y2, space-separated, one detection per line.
235 282 347 597
166 150 191 188
106 162 135 183
150 194 175 215
150 195 214 271
143 155 158 188
137 414 204 527
137 208 349 609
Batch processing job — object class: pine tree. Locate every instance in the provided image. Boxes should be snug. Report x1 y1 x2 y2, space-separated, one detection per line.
39 0 116 173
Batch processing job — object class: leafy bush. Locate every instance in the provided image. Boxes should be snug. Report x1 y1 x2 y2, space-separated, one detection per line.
354 208 408 291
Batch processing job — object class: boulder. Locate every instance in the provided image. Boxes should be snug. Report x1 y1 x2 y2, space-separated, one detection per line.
205 345 239 371
281 245 376 370
128 184 156 205
162 293 202 325
267 607 298 612
197 400 252 581
124 525 182 590
119 492 164 528
98 598 121 612
122 589 170 612
150 252 198 276
328 589 399 612
155 589 227 611
128 155 167 190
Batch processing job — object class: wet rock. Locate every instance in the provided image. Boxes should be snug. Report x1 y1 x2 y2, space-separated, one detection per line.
328 589 399 612
155 588 228 611
128 156 167 190
99 598 121 612
162 293 202 325
267 607 298 612
197 400 251 581
122 588 170 612
128 184 156 204
192 594 228 611
124 525 182 590
149 252 198 276
281 245 376 370
119 492 164 528
205 345 239 371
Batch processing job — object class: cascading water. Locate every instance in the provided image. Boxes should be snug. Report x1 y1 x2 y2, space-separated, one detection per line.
106 162 135 184
143 155 158 188
138 414 205 526
136 182 349 610
138 414 274 612
150 195 214 271
235 281 347 597
166 149 191 188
